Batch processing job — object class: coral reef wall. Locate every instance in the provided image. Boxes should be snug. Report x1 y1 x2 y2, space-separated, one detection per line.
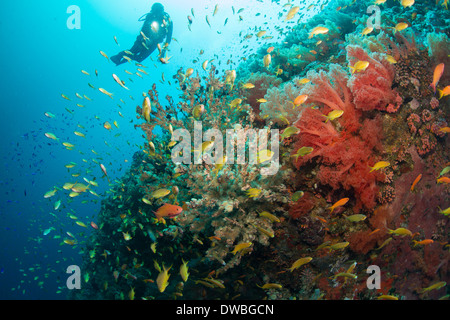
72 0 449 300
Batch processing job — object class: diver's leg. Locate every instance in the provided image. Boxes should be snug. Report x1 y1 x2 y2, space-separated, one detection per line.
111 35 142 66
111 51 126 65
134 43 157 63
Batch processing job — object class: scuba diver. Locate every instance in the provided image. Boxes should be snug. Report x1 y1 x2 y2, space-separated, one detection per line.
111 3 173 66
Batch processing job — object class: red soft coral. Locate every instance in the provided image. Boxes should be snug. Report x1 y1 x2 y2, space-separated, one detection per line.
297 64 361 133
347 45 402 111
292 63 386 212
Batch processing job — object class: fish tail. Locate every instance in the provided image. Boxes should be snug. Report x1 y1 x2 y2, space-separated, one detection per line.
290 101 296 109
438 89 443 99
430 83 436 93
348 65 355 74
369 167 374 173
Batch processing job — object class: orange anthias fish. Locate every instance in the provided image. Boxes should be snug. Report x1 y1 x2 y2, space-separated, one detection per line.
430 63 444 93
412 239 434 246
437 176 450 184
328 198 350 213
154 204 183 223
410 174 422 192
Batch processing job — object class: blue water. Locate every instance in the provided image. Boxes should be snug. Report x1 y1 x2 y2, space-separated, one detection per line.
0 0 323 300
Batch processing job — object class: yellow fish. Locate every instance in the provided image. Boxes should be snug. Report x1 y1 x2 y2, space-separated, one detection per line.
213 155 227 176
128 287 135 300
151 188 171 199
292 147 314 161
192 104 206 120
44 189 57 198
288 257 313 272
280 126 300 140
99 50 109 60
242 83 255 89
257 149 274 164
386 55 397 64
257 283 282 290
323 109 344 122
308 26 329 39
330 272 358 280
202 60 209 71
439 206 450 215
64 239 77 246
349 60 369 74
388 227 412 236
259 211 280 223
98 88 113 99
256 30 267 38
369 161 390 172
62 142 75 149
285 6 300 21
76 221 87 228
122 232 132 241
229 98 242 108
112 74 129 90
253 224 274 238
263 54 271 68
419 281 446 293
74 131 85 138
246 188 262 198
438 85 450 99
231 242 252 255
393 22 408 32
156 264 171 293
361 26 374 35
346 214 367 222
297 78 310 85
291 190 305 202
45 132 59 141
400 0 415 8
179 259 189 282
377 295 398 300
327 242 350 250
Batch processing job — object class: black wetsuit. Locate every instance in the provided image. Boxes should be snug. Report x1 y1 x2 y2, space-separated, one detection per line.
111 11 173 65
